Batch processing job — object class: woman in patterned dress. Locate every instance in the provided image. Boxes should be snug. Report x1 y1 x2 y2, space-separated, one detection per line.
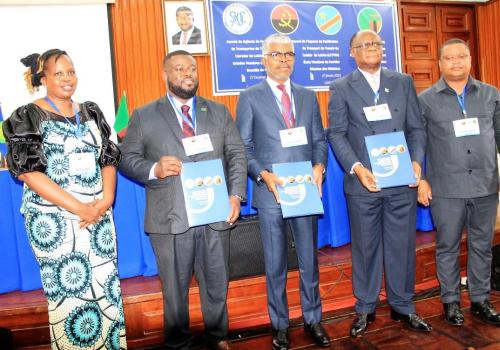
2 49 127 349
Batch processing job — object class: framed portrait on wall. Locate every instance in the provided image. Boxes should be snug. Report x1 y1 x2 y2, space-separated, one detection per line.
163 0 209 55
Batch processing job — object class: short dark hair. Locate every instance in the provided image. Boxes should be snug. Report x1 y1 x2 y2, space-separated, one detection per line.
20 48 69 94
163 50 193 67
439 38 470 59
176 6 193 16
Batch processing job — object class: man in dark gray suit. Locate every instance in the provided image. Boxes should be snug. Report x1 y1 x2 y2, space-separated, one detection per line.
236 33 330 350
418 38 500 327
327 29 432 336
119 50 247 350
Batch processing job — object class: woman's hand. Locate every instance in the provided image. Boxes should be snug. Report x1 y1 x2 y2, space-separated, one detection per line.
90 198 114 217
75 202 102 229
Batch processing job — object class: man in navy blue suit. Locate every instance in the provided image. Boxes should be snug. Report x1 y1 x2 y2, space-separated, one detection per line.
236 33 330 350
327 29 432 337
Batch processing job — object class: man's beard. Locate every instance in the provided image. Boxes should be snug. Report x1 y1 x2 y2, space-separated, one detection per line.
168 79 198 100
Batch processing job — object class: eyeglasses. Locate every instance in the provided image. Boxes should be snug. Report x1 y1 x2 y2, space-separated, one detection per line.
351 41 384 50
265 51 296 61
441 54 470 63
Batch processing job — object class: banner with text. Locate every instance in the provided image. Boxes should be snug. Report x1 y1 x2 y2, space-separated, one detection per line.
208 0 400 95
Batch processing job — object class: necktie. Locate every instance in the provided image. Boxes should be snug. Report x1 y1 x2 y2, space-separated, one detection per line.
181 105 195 137
182 31 188 45
277 84 295 128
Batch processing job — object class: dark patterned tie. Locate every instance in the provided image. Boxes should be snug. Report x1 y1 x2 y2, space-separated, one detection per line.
277 84 295 128
181 105 195 137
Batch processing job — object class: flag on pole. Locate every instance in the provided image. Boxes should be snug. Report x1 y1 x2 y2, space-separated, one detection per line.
0 102 8 168
0 102 5 144
113 92 129 139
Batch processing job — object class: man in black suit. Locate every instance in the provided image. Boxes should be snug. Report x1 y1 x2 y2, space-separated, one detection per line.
327 29 432 337
119 50 247 350
172 6 202 45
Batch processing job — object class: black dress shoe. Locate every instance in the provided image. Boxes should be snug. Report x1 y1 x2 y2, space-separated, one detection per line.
471 300 500 326
272 328 289 350
443 302 464 326
390 309 433 332
304 322 331 347
350 312 376 337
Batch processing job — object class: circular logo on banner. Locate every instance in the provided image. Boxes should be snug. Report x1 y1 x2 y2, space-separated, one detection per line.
357 7 383 33
315 6 342 36
223 3 253 35
270 4 299 34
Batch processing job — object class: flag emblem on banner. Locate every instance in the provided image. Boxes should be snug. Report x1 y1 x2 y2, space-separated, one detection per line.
271 4 299 35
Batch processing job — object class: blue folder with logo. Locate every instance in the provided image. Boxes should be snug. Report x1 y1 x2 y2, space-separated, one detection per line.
181 159 230 227
272 161 324 218
364 131 415 188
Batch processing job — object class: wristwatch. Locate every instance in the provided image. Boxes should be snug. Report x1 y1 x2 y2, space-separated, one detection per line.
232 194 244 202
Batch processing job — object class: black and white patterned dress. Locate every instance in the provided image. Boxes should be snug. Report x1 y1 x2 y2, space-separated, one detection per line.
3 102 127 349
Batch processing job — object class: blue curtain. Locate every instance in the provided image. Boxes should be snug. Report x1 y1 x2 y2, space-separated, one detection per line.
0 145 434 293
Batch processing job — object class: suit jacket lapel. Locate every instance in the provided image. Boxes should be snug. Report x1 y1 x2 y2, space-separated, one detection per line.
379 69 396 105
263 81 288 129
349 69 377 107
189 97 211 162
291 82 302 126
194 97 208 136
158 96 184 145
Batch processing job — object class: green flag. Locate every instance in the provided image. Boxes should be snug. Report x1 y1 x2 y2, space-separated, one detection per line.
114 92 129 138
0 102 5 144
0 122 4 144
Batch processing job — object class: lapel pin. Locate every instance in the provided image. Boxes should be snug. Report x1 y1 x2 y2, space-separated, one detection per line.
385 88 390 93
201 107 207 112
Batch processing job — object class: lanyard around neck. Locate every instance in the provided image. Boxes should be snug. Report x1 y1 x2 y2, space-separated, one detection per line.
374 90 380 105
44 96 81 138
456 85 467 117
168 94 196 131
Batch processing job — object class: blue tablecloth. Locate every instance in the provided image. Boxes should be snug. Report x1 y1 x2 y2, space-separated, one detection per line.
0 146 434 293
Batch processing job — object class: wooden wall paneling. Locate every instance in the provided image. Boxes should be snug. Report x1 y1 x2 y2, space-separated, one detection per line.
401 4 436 32
110 0 166 113
475 0 500 88
400 3 438 92
317 91 329 127
404 62 439 93
438 6 472 34
403 34 436 60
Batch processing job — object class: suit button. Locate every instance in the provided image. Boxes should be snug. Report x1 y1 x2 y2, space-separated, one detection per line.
467 150 471 154
393 129 397 132
469 169 472 174
371 131 376 135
